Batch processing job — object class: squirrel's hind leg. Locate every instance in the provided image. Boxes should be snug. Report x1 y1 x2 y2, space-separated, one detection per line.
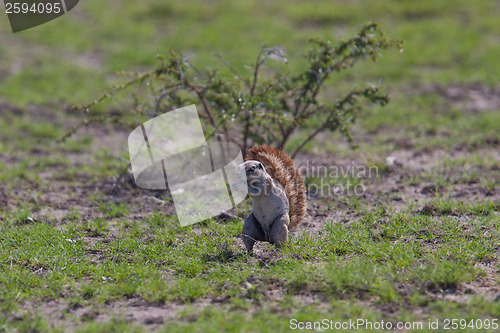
242 212 266 254
269 214 289 249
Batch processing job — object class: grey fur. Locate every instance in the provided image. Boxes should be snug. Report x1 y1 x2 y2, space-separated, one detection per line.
239 161 290 253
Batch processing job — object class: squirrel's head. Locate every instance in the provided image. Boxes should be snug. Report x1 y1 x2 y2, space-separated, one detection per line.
242 160 265 178
237 160 269 197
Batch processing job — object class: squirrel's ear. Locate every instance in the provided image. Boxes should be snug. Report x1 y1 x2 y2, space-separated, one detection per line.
258 163 263 169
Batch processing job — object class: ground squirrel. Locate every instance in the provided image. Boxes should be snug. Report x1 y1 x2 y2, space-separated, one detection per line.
240 146 306 253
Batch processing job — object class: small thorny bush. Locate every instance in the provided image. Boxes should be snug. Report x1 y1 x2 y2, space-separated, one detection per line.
70 22 402 157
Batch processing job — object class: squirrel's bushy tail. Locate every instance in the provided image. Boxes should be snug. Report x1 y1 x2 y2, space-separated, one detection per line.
246 146 306 229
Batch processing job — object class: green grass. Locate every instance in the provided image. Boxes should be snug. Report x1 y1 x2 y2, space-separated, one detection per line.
1 0 500 331
1 204 499 331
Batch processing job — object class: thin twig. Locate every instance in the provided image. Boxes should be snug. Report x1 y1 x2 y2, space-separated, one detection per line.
215 53 251 89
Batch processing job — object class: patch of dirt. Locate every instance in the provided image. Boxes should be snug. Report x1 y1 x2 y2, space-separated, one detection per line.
432 263 500 303
295 145 500 230
15 297 192 332
425 82 500 113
